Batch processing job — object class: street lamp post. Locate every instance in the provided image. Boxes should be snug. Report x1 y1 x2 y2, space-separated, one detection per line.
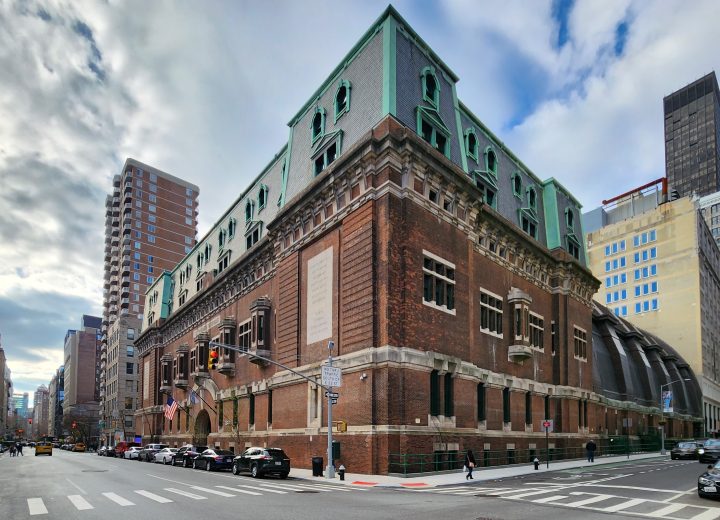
659 378 691 455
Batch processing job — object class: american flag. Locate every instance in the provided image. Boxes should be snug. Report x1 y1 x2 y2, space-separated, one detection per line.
164 396 178 421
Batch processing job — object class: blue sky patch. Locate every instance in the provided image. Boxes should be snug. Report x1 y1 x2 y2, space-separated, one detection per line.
552 0 574 49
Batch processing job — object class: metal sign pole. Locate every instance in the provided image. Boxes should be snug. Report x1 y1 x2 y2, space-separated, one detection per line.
546 426 549 469
327 341 335 480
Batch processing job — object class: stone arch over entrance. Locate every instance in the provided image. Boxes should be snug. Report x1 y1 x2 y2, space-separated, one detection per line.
194 409 210 446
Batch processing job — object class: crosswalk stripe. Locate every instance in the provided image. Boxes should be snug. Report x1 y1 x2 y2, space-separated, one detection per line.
563 494 614 507
233 484 287 494
216 485 262 496
601 498 646 512
190 486 235 497
646 503 687 518
292 483 352 492
27 498 48 515
163 488 207 500
688 509 720 520
257 482 308 491
134 490 173 503
68 495 94 510
503 489 557 499
533 495 568 504
102 492 135 506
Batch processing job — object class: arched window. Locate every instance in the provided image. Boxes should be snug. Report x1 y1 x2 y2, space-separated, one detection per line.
512 172 522 197
485 147 498 175
228 217 236 238
421 66 440 107
334 80 351 121
566 208 575 229
311 107 325 143
464 128 478 162
245 200 254 222
258 184 269 209
527 187 537 209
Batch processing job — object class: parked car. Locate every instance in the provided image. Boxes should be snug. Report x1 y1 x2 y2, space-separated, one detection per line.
139 444 168 462
699 460 720 497
154 447 178 465
172 445 207 468
97 446 107 456
193 448 235 471
231 447 290 478
35 442 53 456
124 446 143 460
73 443 86 452
671 441 701 460
105 446 116 457
699 439 720 464
114 441 140 459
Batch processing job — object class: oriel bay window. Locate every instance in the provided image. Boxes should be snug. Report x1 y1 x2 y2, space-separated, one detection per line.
193 332 209 376
422 251 455 314
250 297 271 360
159 354 171 393
507 287 533 362
238 319 251 352
219 318 236 374
174 345 189 388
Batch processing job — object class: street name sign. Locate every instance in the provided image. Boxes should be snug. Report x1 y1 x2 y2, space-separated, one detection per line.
325 391 339 398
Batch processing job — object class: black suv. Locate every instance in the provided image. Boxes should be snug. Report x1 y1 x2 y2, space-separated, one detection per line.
232 447 290 478
138 443 168 462
173 445 208 468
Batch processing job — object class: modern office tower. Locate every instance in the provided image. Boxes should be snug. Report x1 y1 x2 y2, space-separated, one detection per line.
33 385 49 438
63 315 102 439
100 159 199 446
698 190 720 246
48 366 64 439
585 183 720 435
664 71 720 198
132 7 701 473
0 342 7 436
12 392 29 418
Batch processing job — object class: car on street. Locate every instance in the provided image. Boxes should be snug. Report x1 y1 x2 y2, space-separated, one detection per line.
154 447 179 464
698 460 720 497
34 442 53 456
699 439 720 463
231 447 290 478
114 441 140 459
671 441 701 460
138 443 168 462
73 442 86 452
193 448 235 471
97 446 107 456
172 445 207 468
124 446 143 459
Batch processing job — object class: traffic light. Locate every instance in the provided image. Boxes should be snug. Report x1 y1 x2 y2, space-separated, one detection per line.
208 347 219 370
72 421 77 429
28 419 32 425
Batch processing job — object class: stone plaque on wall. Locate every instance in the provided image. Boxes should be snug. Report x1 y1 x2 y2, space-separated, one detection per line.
143 360 150 399
306 247 333 345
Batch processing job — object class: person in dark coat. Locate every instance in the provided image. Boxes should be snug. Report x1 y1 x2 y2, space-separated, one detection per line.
586 439 597 462
464 449 476 480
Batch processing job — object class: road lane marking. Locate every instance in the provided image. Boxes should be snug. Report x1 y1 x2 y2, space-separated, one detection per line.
666 487 701 502
533 495 568 503
102 492 135 506
291 483 353 492
645 503 687 517
190 486 235 497
503 489 558 499
216 485 262 496
255 482 311 491
576 484 687 493
164 488 207 500
563 494 615 507
601 498 646 512
27 498 48 515
689 508 720 520
134 490 173 503
66 478 86 494
232 484 287 494
68 495 93 510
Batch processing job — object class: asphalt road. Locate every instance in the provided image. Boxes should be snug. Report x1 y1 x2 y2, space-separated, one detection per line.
411 457 720 520
2 449 714 520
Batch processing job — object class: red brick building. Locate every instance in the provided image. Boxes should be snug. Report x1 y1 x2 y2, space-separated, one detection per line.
135 7 701 474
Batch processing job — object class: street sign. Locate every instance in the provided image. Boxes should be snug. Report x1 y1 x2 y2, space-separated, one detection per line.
325 391 339 398
321 365 342 387
542 419 554 433
331 398 338 404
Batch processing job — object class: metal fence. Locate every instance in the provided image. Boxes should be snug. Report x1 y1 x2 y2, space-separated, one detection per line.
388 435 677 476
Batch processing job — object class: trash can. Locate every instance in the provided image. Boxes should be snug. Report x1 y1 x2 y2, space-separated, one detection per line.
312 456 324 477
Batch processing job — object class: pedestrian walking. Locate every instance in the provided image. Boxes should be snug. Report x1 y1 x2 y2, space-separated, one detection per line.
9 445 16 457
17 443 23 456
586 439 597 462
464 449 476 480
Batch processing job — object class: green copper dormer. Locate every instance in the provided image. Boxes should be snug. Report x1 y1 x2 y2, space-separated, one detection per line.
542 178 587 266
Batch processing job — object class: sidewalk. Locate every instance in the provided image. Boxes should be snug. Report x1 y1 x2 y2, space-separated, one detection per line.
290 452 667 488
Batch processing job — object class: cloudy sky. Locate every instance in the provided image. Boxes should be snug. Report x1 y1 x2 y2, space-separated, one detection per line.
1 0 718 401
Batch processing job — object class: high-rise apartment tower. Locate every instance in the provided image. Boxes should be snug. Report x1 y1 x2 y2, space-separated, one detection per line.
100 159 198 446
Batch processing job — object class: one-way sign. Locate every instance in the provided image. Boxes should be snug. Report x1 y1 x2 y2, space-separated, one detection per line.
325 391 339 398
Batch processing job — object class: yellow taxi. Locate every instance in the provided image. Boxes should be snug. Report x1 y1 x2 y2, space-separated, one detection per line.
73 442 86 452
35 441 53 456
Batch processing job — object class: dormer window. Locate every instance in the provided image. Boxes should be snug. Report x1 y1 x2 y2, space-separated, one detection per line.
421 66 440 107
218 229 227 248
204 243 212 264
566 208 575 229
258 184 268 210
311 107 325 144
527 187 537 209
334 80 351 121
464 128 478 162
512 172 522 197
228 217 237 238
245 200 255 222
485 147 498 175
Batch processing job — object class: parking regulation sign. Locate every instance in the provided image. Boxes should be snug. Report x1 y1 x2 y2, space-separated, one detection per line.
321 365 342 387
541 419 554 433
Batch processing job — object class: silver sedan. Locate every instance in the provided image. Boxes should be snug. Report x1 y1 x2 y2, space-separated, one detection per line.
154 447 179 464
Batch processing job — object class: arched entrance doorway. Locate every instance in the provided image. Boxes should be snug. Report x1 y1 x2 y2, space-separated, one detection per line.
194 409 210 446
